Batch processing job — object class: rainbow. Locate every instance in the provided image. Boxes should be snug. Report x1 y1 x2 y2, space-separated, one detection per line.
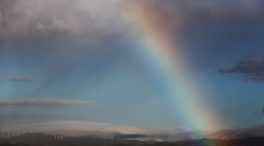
123 1 227 144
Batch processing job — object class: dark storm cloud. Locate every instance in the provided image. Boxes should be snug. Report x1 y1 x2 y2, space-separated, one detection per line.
131 0 264 44
220 55 264 81
140 0 264 66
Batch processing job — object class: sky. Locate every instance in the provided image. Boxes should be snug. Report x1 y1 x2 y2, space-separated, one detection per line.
0 0 264 133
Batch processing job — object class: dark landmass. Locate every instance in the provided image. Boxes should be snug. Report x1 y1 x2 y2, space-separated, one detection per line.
0 133 264 146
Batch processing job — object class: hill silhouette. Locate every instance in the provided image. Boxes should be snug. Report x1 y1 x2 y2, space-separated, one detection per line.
1 133 264 146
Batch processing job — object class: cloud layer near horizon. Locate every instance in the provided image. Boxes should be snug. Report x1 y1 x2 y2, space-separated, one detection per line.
0 98 96 126
0 120 191 136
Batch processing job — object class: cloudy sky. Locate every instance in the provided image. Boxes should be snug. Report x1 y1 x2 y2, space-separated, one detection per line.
0 0 264 132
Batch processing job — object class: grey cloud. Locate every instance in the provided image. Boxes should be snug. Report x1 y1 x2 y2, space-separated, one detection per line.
1 0 263 45
220 55 264 81
0 113 61 120
0 98 95 106
0 0 126 44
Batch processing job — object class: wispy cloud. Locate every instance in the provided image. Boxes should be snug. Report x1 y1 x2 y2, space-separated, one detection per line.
220 55 264 81
0 113 61 120
6 76 39 82
0 98 95 106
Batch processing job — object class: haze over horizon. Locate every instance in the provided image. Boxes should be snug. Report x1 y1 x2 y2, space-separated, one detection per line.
0 0 264 134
